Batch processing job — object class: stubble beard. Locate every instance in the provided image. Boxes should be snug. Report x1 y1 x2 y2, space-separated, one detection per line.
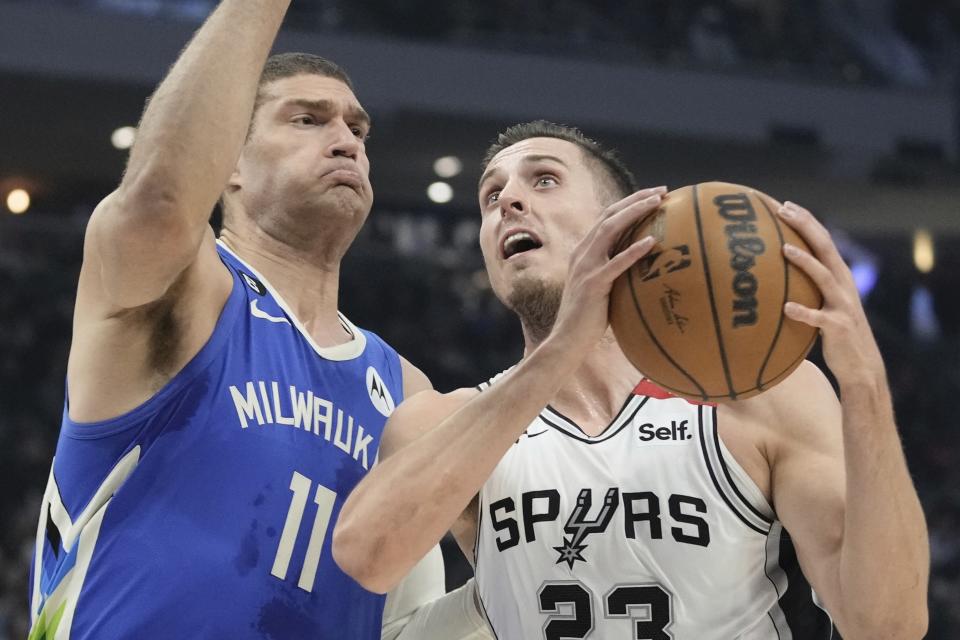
506 275 564 344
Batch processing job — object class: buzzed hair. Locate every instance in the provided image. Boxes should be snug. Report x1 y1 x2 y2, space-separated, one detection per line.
481 120 638 204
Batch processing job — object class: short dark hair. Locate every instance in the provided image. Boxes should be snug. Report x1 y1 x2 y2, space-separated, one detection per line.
250 53 355 130
220 53 356 226
481 120 638 203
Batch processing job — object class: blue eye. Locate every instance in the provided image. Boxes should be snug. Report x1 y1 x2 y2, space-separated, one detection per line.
537 176 558 187
486 191 501 205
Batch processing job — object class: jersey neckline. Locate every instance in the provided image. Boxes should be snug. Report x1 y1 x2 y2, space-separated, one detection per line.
541 393 648 443
217 239 367 362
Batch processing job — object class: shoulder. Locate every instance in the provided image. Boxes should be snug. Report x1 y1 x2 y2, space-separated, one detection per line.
399 356 433 400
730 360 842 461
380 386 479 458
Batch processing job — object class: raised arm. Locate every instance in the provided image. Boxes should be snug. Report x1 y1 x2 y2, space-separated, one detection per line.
332 188 666 593
768 202 928 638
69 1 293 423
91 0 291 309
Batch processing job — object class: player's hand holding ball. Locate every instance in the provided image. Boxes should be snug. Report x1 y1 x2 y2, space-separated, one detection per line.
609 182 823 401
549 186 666 356
775 201 885 388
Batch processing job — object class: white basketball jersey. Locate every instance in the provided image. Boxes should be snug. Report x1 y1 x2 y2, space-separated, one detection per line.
474 378 837 640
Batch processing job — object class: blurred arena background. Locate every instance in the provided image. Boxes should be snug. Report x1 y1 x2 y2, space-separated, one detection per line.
1 0 959 636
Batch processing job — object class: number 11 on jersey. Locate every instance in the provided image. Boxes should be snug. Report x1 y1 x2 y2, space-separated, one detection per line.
271 471 337 592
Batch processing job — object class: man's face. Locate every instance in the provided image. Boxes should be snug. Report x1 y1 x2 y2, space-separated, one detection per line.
478 137 607 308
231 74 374 237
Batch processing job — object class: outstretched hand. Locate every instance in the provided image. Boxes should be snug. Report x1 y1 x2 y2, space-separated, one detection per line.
548 186 667 355
776 201 885 386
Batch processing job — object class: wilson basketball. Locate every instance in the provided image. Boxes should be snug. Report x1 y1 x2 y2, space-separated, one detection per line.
609 182 822 401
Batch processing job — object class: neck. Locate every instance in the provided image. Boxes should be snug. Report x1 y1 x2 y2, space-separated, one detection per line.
523 328 643 434
219 221 351 348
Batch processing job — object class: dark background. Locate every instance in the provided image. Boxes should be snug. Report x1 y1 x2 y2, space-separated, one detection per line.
1 1 959 637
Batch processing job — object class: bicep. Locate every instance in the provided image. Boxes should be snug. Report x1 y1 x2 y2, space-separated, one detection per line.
86 190 214 309
769 368 846 613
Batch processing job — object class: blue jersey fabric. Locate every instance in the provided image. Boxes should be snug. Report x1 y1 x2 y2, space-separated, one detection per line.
29 242 403 639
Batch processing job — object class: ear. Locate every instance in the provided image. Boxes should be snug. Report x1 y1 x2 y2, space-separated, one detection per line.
226 164 243 192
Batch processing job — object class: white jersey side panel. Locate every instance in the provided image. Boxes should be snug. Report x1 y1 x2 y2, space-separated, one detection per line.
475 383 836 640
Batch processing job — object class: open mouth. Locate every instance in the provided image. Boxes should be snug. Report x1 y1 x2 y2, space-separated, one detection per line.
502 231 544 259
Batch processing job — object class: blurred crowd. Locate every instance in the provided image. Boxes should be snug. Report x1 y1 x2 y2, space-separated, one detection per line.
15 0 960 87
2 0 960 637
1 207 959 637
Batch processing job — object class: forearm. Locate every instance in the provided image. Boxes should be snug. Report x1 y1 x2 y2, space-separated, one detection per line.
837 374 929 636
122 0 290 218
335 338 580 593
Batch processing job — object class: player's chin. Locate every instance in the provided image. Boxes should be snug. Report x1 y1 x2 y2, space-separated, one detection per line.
319 186 372 213
328 181 370 201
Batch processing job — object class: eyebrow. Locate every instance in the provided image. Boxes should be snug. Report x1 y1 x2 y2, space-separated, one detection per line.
478 153 569 189
282 98 372 129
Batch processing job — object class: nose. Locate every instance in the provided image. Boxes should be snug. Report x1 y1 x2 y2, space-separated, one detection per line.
498 182 527 219
326 119 361 159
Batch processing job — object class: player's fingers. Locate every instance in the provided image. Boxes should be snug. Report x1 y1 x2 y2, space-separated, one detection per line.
600 235 656 282
594 194 662 251
776 202 848 276
601 186 668 221
783 301 826 328
782 243 836 297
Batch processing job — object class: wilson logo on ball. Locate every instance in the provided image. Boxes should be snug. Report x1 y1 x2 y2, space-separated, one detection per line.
609 182 822 401
715 193 766 328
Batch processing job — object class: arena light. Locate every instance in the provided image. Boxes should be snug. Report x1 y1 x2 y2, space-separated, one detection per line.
111 126 137 150
913 228 934 273
850 261 878 299
6 188 30 215
433 156 463 179
427 181 454 204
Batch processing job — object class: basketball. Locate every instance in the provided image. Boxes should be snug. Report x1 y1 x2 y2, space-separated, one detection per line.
609 182 822 401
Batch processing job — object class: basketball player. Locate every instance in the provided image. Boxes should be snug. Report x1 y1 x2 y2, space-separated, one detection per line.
335 121 930 638
28 1 490 638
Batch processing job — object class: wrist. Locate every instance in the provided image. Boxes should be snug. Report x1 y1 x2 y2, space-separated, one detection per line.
533 334 588 378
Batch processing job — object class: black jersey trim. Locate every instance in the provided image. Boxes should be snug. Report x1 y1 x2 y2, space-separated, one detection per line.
540 396 649 444
697 406 769 535
473 502 500 640
767 612 783 640
477 368 515 393
710 406 774 525
474 587 502 640
762 525 786 640
774 527 840 638
473 494 483 567
544 392 635 438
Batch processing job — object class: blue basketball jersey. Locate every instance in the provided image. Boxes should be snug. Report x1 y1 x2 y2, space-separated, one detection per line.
29 241 403 639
